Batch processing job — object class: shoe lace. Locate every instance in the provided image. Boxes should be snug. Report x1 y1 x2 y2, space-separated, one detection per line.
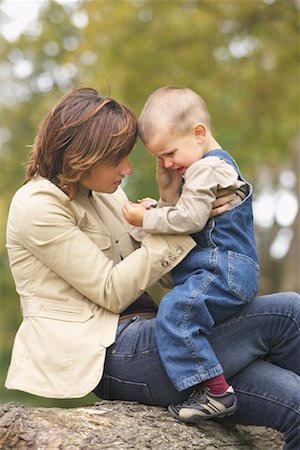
180 386 210 407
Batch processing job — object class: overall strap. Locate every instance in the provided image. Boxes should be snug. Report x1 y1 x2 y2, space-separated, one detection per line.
203 149 242 179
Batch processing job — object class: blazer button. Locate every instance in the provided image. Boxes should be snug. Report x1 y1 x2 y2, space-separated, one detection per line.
168 254 176 261
176 247 183 254
161 260 169 268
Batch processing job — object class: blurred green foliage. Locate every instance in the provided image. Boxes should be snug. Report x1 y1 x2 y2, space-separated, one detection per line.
0 0 299 407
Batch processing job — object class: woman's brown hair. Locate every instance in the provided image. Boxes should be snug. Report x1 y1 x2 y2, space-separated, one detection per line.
25 88 138 199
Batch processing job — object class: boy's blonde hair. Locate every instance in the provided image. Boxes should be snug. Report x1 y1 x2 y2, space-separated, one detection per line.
138 86 211 145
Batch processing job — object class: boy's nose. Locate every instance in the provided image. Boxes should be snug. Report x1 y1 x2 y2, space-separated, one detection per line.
164 159 173 169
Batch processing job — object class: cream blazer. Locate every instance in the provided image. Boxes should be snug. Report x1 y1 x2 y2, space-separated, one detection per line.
5 177 195 398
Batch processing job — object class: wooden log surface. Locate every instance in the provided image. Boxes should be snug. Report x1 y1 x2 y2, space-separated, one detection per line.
0 401 284 449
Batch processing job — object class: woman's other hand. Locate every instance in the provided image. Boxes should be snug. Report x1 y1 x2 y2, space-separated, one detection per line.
210 188 243 217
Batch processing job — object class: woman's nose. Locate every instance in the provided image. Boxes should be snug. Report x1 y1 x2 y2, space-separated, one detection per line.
120 157 133 176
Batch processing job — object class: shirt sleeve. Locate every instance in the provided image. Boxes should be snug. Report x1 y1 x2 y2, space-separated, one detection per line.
15 189 195 313
143 157 244 234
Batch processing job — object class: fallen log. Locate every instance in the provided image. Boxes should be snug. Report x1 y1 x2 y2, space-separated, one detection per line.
0 401 284 449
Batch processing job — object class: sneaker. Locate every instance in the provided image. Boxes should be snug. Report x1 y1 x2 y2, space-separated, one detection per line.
168 385 238 423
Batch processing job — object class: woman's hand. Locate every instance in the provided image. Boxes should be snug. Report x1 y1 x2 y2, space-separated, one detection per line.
156 157 181 204
210 188 242 217
122 202 147 227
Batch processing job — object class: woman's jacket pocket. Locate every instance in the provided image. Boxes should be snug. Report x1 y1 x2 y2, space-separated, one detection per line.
228 251 260 303
21 297 94 322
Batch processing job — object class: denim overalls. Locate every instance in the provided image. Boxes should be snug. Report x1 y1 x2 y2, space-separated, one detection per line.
155 149 260 391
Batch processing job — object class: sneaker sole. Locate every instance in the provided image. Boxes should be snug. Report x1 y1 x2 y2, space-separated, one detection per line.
168 398 238 424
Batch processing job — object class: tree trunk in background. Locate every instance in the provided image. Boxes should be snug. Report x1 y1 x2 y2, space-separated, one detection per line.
281 136 300 293
0 402 284 450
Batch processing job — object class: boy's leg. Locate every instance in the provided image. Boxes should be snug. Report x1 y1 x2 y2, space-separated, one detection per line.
155 272 236 392
155 270 247 420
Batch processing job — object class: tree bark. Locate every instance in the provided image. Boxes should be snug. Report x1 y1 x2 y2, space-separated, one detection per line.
281 135 300 293
0 401 284 450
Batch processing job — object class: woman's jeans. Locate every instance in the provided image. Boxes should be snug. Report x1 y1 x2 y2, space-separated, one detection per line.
94 292 300 450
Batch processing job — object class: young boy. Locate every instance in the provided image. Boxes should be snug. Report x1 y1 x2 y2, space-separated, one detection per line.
123 86 260 423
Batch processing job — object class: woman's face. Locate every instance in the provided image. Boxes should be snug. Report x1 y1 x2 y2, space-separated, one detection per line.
80 156 133 193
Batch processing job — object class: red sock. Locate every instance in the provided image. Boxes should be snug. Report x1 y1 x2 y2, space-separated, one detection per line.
202 374 229 395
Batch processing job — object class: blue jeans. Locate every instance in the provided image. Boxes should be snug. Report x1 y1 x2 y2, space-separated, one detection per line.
94 292 300 450
156 248 260 391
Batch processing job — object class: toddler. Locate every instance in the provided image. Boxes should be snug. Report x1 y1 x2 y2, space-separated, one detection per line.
123 86 260 423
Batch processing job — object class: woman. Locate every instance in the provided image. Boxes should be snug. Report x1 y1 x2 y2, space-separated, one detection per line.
6 88 300 449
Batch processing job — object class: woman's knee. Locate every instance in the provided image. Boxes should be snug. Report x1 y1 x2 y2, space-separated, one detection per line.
269 291 300 335
263 291 300 313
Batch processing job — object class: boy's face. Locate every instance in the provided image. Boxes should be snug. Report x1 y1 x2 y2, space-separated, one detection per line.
146 131 204 175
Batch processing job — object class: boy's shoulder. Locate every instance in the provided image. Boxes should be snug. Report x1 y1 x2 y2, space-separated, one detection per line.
187 155 236 174
184 156 240 188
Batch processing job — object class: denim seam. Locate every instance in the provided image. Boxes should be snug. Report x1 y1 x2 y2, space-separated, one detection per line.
109 347 159 358
227 251 260 302
235 388 300 415
101 374 155 405
186 274 217 300
181 275 218 376
217 312 300 333
183 298 200 370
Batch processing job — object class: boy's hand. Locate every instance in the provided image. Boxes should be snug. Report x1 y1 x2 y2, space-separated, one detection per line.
122 202 147 227
156 157 181 204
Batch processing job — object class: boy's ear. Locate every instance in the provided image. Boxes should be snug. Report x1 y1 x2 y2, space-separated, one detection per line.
193 123 207 143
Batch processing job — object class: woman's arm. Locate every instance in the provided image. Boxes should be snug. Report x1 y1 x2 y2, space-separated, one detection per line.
15 189 195 314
